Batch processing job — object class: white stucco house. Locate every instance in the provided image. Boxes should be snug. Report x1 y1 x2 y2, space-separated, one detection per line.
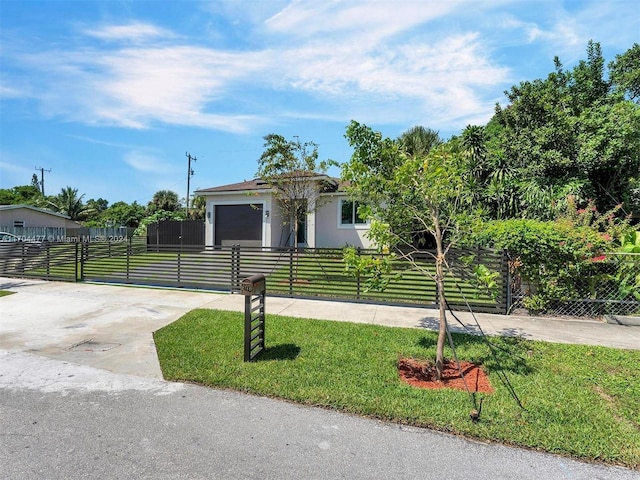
194 174 373 249
0 204 82 229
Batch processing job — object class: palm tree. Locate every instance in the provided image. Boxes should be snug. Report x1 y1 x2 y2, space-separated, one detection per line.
398 126 442 156
48 187 89 221
148 190 181 213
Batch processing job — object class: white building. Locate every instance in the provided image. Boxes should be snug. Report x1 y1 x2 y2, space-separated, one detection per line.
194 174 373 249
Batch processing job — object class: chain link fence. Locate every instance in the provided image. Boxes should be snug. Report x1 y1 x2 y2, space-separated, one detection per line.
510 252 640 317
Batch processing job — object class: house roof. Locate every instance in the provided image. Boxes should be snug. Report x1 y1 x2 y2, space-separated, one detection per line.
0 204 72 219
195 173 348 196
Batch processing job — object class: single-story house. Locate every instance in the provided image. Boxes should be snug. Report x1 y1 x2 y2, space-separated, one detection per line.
194 174 373 249
0 204 82 229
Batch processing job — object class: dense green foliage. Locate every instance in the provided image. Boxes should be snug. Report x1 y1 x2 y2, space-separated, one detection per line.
47 186 91 221
464 41 640 220
155 309 640 467
462 200 637 311
148 189 182 214
0 185 43 206
1 180 183 229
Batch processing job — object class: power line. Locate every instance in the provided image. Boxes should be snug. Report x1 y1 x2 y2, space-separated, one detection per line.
34 166 51 196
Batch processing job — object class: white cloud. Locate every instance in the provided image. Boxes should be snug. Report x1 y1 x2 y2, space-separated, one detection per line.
124 151 174 173
83 22 173 42
265 0 461 43
9 0 634 136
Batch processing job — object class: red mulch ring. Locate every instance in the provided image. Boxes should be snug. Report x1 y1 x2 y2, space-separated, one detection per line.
398 358 494 393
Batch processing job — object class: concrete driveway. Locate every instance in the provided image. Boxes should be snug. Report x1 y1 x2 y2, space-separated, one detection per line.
1 277 639 380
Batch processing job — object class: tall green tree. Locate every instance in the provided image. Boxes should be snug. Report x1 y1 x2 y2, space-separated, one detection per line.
609 42 640 103
0 185 42 206
47 187 90 221
343 121 476 380
257 134 337 246
478 41 640 219
148 190 181 214
398 126 442 157
102 201 146 228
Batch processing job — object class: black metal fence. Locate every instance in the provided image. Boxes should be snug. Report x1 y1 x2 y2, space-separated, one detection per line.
0 238 509 313
3 237 637 317
147 220 204 248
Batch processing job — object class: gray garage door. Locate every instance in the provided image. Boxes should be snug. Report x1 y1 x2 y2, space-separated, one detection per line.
214 204 263 246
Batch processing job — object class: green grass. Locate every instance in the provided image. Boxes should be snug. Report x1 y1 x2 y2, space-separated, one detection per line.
264 254 501 310
155 309 640 468
0 290 15 297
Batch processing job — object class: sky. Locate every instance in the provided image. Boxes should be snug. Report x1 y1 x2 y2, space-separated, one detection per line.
1 0 639 207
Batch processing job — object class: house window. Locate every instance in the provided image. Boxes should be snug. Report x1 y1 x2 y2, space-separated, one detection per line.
13 220 25 228
340 200 367 226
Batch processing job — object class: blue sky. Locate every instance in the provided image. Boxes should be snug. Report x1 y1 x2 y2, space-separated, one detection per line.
1 0 639 206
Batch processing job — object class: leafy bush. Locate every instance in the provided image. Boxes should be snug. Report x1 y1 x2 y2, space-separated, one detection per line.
462 201 635 313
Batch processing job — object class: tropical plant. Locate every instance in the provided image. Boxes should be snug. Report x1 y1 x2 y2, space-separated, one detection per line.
148 190 181 214
343 121 480 379
467 41 640 220
47 186 90 221
256 133 337 247
397 125 442 157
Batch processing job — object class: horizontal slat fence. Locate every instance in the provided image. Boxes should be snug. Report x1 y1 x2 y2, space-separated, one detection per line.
0 237 509 313
235 246 507 313
0 242 78 281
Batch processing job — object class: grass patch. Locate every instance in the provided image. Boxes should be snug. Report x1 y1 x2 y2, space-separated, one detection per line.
155 309 640 468
0 290 15 297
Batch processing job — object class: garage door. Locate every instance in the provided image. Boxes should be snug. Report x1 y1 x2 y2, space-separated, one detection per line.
214 204 263 246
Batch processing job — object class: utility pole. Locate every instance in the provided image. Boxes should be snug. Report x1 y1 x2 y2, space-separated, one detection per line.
186 152 196 217
35 166 51 196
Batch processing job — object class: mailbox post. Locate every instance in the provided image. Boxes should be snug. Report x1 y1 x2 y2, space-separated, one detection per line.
241 274 266 361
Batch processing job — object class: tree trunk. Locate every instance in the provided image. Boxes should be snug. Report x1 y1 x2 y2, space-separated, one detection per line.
434 217 446 381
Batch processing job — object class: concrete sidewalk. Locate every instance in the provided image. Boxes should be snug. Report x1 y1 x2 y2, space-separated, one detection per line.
1 277 639 379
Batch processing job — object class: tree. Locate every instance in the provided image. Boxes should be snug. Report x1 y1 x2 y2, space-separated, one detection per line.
189 195 206 221
478 41 640 219
47 186 89 221
31 174 41 192
148 190 181 214
343 121 476 380
0 185 42 206
397 126 442 157
256 134 337 247
134 209 186 236
609 42 640 103
102 201 146 228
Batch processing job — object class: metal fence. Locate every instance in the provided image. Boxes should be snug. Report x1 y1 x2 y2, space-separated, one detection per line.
0 226 132 243
147 220 205 248
510 252 640 316
5 237 635 317
0 238 509 314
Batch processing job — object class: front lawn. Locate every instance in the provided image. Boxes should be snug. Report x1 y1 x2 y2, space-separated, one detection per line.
154 309 640 468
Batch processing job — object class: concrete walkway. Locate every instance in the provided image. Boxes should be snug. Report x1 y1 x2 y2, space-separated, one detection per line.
1 277 638 379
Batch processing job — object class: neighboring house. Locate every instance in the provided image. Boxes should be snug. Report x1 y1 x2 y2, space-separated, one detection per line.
194 174 373 249
0 204 82 229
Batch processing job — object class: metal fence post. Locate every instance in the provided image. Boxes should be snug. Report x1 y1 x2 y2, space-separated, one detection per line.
504 249 512 314
289 247 294 296
356 247 361 300
126 236 131 281
231 244 240 293
74 242 79 281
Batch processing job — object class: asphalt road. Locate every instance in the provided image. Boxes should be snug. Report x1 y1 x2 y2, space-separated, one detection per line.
1 350 637 480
